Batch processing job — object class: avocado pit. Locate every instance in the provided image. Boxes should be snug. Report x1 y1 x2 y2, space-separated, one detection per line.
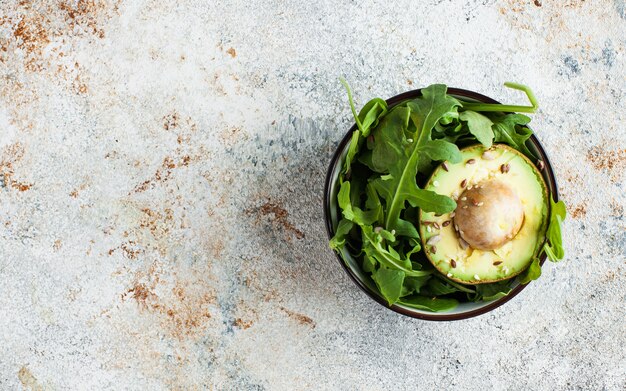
453 179 524 251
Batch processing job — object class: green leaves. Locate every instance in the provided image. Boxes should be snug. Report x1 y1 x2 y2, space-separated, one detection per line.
331 80 565 311
372 267 405 305
543 198 566 262
459 110 494 147
519 256 542 284
519 197 566 284
398 295 458 312
491 113 534 158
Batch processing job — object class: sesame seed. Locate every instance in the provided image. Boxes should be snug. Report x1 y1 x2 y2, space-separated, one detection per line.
374 226 383 233
459 230 465 235
442 220 451 227
500 163 510 173
461 197 467 201
433 222 440 229
430 245 437 254
462 205 468 209
447 273 453 277
493 260 503 266
503 267 510 274
477 202 484 206
482 150 496 160
450 212 456 218
467 185 473 190
433 180 440 187
450 259 457 268
474 274 480 281
407 138 414 143
467 159 476 165
537 160 545 170
442 162 449 171
427 235 441 245
460 179 467 188
427 226 432 233
391 229 396 235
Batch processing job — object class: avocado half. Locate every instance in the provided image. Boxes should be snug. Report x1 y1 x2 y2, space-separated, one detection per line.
419 144 549 285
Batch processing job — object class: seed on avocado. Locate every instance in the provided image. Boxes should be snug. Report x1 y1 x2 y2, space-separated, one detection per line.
427 235 442 245
460 179 467 188
442 162 449 171
493 260 503 266
537 160 545 170
450 212 456 218
467 159 476 165
474 274 480 281
447 273 453 277
430 246 437 254
500 163 511 173
482 150 497 160
442 220 451 227
450 259 457 268
433 222 440 229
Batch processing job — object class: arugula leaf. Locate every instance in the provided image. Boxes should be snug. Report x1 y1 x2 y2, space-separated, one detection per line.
544 197 566 261
460 82 538 113
490 113 534 158
473 281 512 301
368 85 460 232
343 130 362 176
372 267 405 305
358 98 388 136
401 275 431 297
361 226 432 277
519 256 542 284
370 106 411 173
337 181 380 225
419 139 462 163
329 219 354 250
398 295 458 312
459 110 494 147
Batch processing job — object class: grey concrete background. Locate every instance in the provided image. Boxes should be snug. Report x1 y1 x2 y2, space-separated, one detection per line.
0 0 624 390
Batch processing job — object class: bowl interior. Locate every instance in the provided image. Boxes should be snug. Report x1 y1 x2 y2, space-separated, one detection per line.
324 88 559 320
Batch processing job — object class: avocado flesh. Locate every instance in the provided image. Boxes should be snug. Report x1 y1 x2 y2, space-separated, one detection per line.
419 144 548 284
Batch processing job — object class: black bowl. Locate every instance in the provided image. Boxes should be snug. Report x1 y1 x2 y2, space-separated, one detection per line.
323 87 559 321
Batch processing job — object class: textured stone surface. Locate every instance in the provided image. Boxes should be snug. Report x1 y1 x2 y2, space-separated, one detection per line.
0 1 624 389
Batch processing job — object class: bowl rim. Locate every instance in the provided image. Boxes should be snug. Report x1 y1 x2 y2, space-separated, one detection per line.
323 86 559 321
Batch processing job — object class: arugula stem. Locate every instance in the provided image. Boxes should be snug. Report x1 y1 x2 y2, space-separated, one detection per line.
461 82 538 113
340 78 364 132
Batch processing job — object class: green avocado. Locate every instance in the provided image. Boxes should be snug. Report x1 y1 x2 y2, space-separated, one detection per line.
419 144 549 284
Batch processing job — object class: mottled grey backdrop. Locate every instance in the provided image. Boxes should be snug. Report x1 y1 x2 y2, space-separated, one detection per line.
0 0 624 390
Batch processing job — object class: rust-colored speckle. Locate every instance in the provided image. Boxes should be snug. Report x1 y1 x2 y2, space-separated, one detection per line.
163 112 179 130
280 306 315 328
257 201 305 240
569 202 587 219
132 156 185 193
1 143 32 192
122 268 217 340
586 146 626 182
53 239 62 251
226 47 236 58
533 0 542 6
233 318 253 330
